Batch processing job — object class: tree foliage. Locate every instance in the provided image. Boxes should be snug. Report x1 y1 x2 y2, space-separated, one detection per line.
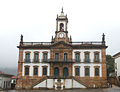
106 55 114 77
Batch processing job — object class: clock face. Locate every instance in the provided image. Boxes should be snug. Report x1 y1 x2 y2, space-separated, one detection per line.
57 32 65 38
59 33 64 38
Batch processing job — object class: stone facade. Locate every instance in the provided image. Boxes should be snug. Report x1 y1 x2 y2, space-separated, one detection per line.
16 9 108 90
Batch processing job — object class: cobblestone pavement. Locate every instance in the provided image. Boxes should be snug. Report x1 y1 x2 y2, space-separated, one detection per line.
2 86 120 92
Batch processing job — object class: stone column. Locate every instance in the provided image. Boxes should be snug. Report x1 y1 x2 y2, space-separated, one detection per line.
16 48 23 89
101 49 107 78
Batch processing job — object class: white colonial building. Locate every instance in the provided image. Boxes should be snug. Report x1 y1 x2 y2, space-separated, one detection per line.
0 72 13 90
113 52 120 79
16 9 108 90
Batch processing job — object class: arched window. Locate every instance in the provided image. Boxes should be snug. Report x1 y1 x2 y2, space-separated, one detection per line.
25 66 29 75
60 23 64 31
63 67 68 77
64 53 68 61
95 67 99 76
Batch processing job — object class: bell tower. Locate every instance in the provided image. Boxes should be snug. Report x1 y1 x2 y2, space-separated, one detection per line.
52 8 72 43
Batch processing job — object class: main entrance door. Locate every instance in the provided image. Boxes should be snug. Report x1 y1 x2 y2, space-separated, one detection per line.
54 67 59 77
63 67 68 77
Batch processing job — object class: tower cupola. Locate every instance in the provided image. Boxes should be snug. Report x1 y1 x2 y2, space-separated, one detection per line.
52 8 71 43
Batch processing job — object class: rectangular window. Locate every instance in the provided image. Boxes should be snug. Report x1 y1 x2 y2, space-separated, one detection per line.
95 68 99 76
43 53 47 61
64 53 68 61
75 53 80 62
75 68 79 76
34 53 39 62
26 53 30 62
43 67 47 75
25 67 29 75
95 53 99 62
55 53 59 61
85 68 89 76
34 67 38 75
85 53 89 62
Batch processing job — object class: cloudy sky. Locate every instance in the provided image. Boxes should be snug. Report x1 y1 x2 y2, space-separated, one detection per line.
0 0 120 68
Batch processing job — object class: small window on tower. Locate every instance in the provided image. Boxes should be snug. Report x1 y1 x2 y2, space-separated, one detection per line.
60 23 64 31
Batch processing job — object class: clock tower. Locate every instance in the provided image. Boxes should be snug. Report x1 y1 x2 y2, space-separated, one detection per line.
52 8 72 43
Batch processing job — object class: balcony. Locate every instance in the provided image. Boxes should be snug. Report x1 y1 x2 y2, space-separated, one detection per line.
23 59 101 63
84 59 91 63
42 59 81 63
24 59 31 63
24 59 40 63
94 59 100 63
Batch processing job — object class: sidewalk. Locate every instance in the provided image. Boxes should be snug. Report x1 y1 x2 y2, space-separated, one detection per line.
112 85 120 89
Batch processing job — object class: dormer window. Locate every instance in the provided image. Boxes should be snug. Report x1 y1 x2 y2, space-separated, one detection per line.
60 23 64 31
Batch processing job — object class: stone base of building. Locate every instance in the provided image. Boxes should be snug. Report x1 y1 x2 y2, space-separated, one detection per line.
16 76 108 90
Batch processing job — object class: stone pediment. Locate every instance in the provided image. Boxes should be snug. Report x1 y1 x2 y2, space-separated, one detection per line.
50 41 72 49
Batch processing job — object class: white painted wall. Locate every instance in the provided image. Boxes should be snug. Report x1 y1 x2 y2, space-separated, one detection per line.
72 49 102 77
73 49 102 62
65 79 72 88
34 80 46 88
115 56 120 77
73 63 102 77
33 78 86 89
47 79 53 88
22 49 103 77
23 49 50 62
73 80 86 88
0 76 11 89
22 63 50 76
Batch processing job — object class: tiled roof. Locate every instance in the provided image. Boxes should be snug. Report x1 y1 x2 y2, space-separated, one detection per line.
113 52 120 57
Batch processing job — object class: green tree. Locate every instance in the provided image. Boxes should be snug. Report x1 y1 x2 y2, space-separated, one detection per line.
106 55 114 77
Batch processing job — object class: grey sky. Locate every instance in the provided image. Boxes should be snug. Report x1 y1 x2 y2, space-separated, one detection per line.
0 0 120 68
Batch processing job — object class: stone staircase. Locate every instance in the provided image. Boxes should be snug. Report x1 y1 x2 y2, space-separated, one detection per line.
72 77 89 88
31 76 48 88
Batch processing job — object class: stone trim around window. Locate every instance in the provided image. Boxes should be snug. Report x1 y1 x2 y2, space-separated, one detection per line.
84 51 90 63
25 51 31 62
84 66 90 77
24 65 30 76
94 66 100 77
33 66 39 76
33 51 39 63
94 51 100 63
74 51 81 62
42 66 48 76
64 52 68 61
42 51 48 61
74 66 80 76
